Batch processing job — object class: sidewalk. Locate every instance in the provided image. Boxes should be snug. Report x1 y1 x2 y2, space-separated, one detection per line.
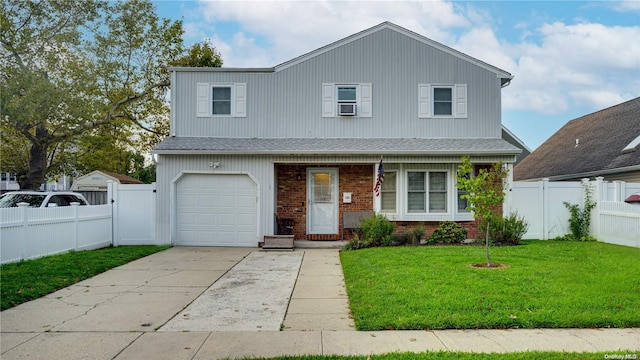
1 246 639 360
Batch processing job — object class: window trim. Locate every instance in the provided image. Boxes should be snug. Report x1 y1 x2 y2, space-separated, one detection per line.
432 86 454 117
380 170 397 214
211 85 233 116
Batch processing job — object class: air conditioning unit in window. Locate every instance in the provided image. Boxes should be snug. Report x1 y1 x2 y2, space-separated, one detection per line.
338 103 357 116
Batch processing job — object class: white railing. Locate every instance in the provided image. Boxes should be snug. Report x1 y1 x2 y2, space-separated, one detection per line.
1 204 112 264
509 178 640 247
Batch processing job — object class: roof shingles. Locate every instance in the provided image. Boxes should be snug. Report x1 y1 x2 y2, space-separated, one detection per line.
154 137 521 155
514 97 640 181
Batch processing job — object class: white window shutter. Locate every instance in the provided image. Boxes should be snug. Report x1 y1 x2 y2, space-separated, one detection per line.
359 83 372 117
234 83 247 117
322 83 335 117
418 84 431 118
455 84 467 118
196 83 210 117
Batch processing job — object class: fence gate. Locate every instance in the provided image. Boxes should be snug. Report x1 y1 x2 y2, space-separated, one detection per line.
109 182 156 245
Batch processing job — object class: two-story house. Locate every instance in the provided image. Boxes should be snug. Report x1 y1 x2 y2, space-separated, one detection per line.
153 22 521 247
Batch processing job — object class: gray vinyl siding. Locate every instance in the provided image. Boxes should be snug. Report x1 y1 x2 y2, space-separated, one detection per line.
172 28 503 140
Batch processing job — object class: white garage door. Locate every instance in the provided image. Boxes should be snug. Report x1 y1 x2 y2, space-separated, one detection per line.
176 174 257 246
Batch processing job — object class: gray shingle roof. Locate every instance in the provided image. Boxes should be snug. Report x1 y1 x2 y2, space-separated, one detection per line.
514 97 640 181
154 137 521 155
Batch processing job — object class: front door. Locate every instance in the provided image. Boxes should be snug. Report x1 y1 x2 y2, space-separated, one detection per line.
307 168 338 234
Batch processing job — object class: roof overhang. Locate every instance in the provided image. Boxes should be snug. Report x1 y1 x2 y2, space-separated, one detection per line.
520 164 640 181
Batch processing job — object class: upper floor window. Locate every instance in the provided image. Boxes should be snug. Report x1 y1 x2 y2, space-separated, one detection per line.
418 84 467 118
196 82 246 117
322 83 372 118
433 87 453 116
212 86 232 115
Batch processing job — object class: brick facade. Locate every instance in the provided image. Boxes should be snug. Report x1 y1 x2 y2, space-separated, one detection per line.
275 163 487 241
276 164 373 240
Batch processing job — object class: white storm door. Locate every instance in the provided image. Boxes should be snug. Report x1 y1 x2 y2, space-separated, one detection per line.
307 168 338 234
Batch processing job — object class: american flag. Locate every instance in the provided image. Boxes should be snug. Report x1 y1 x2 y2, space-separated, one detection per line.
373 158 384 197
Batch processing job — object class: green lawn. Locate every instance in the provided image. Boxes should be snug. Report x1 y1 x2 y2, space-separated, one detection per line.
237 351 634 360
340 241 640 331
0 245 170 310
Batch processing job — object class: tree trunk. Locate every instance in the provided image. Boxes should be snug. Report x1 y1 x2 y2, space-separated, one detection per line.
21 127 49 190
485 220 491 267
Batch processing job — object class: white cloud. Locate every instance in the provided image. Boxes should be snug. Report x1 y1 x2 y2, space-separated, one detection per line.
182 0 640 116
192 0 470 66
503 21 640 113
611 1 640 12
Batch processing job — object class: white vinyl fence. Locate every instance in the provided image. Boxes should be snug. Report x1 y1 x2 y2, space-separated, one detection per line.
509 177 640 247
0 182 156 264
1 204 112 264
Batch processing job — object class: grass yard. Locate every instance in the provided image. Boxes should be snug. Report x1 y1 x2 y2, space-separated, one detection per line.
0 245 170 310
340 241 640 331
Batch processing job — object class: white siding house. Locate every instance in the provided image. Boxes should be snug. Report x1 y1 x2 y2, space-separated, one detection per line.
153 22 521 247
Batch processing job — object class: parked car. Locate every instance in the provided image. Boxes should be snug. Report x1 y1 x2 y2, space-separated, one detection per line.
0 191 90 208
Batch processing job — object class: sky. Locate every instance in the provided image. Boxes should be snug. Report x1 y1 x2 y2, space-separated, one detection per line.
153 0 640 150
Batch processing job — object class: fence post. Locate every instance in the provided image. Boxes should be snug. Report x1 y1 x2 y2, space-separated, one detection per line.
108 181 118 247
613 181 625 202
151 182 157 244
591 177 604 239
17 202 29 261
541 178 549 240
71 202 79 251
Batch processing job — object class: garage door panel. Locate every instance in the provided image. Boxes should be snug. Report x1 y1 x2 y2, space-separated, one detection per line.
218 195 237 208
176 174 257 247
218 214 237 225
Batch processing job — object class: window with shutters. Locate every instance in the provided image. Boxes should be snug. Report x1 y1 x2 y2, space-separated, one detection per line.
322 83 372 117
418 84 467 118
196 83 246 117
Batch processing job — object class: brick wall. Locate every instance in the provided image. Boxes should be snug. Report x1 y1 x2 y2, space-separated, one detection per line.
394 219 482 241
276 164 373 240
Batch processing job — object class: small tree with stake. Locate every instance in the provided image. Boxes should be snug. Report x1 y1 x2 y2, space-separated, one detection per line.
456 157 509 267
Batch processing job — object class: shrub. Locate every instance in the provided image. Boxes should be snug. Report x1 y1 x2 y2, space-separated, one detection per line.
428 221 467 245
393 232 411 246
482 213 528 245
344 214 395 250
553 234 598 242
408 226 425 246
563 182 597 241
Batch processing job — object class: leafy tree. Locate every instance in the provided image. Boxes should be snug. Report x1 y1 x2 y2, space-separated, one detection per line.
172 40 223 68
0 0 184 189
456 156 509 266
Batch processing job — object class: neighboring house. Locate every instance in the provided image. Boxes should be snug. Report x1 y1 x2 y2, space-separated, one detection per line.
514 97 640 182
71 170 144 191
153 22 521 247
71 170 144 205
1 173 20 192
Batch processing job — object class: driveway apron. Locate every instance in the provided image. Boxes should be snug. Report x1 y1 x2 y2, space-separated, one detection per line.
160 251 303 332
